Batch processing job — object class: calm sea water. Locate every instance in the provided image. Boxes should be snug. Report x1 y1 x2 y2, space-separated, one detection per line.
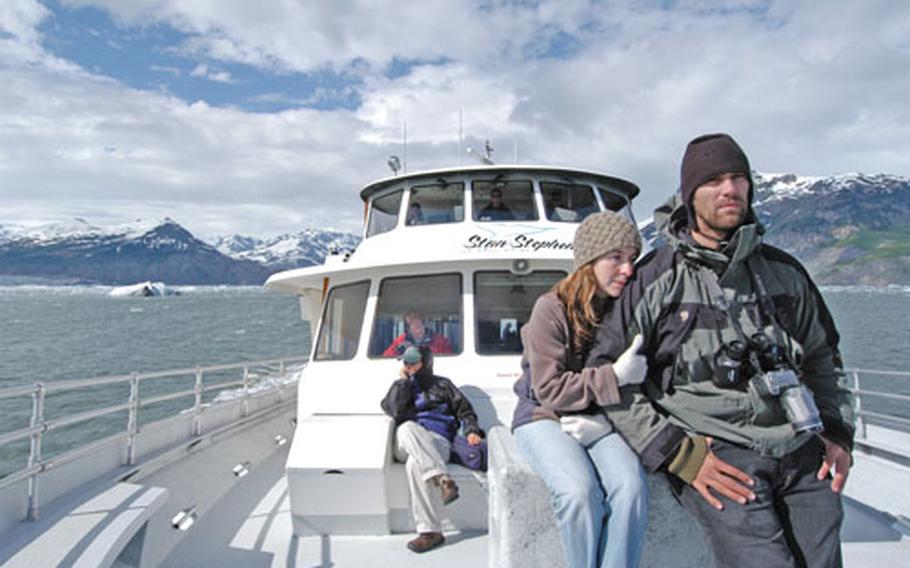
0 285 907 477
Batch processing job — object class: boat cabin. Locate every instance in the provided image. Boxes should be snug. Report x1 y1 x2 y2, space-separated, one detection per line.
264 165 640 536
267 165 638 374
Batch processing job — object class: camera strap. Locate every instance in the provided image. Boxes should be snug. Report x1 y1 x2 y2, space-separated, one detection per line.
745 255 798 369
698 262 795 375
697 265 770 376
699 264 750 344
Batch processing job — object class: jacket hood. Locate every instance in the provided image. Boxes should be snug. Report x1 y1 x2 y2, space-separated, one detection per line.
654 193 765 275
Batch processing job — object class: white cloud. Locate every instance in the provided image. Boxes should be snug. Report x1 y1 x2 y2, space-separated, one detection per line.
0 0 49 46
1 0 909 239
189 63 234 83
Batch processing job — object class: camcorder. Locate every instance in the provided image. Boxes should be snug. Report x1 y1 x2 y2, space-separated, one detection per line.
712 332 824 434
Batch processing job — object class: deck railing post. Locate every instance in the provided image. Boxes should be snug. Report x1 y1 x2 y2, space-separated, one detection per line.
26 383 45 521
125 373 140 466
242 365 250 417
277 359 287 402
853 370 866 440
193 367 204 436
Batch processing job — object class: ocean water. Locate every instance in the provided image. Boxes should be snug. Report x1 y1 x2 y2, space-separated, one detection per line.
0 286 309 476
0 285 908 477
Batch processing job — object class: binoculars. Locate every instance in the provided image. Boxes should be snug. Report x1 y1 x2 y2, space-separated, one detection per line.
713 333 824 434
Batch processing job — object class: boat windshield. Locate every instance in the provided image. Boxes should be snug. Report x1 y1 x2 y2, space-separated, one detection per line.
369 273 463 358
406 182 465 226
366 189 403 238
474 270 565 354
541 181 599 222
597 184 631 212
472 180 537 222
314 281 370 361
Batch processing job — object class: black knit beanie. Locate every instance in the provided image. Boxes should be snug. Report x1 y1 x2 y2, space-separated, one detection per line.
680 133 752 227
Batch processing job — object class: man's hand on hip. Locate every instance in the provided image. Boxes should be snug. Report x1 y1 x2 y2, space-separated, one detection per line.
692 437 756 511
817 435 851 493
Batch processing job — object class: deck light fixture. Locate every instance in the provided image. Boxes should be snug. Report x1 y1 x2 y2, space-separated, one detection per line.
171 507 198 531
511 259 531 275
232 461 251 477
275 434 288 446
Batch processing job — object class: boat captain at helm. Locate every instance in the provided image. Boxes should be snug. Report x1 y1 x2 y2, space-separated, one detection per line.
381 346 485 554
478 187 515 221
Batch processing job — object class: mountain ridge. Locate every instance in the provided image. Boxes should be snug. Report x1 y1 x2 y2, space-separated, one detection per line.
2 170 907 285
0 218 360 285
638 171 910 285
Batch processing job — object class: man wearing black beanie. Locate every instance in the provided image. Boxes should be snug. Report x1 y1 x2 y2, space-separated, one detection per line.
587 133 853 568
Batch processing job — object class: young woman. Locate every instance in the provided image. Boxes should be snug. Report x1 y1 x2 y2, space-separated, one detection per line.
512 211 649 568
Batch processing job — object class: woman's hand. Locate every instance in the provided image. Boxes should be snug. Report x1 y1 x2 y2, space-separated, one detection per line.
612 334 647 386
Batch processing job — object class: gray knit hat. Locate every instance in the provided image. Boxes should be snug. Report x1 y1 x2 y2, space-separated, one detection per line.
573 211 642 270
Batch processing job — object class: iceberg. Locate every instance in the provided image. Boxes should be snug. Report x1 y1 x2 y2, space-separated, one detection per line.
108 281 179 297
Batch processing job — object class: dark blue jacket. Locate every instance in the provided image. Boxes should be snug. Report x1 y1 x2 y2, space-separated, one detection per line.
381 370 483 441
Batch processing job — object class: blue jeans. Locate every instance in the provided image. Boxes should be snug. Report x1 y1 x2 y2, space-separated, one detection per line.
515 419 649 568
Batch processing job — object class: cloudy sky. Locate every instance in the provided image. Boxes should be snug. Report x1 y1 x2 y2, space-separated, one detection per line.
1 0 908 239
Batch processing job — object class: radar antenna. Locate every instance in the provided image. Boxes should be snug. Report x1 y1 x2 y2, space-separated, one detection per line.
387 155 401 176
466 139 495 165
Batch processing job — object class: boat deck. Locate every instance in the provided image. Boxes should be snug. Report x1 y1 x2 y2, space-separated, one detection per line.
153 434 910 568
156 441 488 568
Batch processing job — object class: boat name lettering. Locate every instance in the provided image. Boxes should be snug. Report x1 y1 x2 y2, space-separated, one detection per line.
464 234 572 252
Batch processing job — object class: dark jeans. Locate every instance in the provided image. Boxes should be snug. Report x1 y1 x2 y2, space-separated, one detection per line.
669 437 843 568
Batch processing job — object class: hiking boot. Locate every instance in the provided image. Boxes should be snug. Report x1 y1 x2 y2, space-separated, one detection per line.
407 532 445 553
440 478 459 505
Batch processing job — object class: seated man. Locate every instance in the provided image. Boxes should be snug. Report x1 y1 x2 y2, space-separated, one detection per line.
383 310 454 356
381 346 485 553
478 188 515 220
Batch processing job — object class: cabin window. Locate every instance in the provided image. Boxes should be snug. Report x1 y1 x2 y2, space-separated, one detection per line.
367 189 403 238
474 270 566 355
597 185 631 212
472 180 537 221
369 273 463 358
314 281 370 361
406 182 465 226
541 182 599 223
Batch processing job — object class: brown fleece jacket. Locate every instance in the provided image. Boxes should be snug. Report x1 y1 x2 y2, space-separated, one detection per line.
520 291 623 424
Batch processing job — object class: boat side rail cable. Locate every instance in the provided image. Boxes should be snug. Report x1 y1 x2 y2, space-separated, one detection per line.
0 355 307 521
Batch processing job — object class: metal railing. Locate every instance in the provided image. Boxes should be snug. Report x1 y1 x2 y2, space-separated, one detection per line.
849 367 910 442
0 355 307 521
0 362 904 521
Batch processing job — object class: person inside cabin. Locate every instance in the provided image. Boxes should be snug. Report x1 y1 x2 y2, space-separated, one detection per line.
479 187 515 221
407 202 425 225
586 133 854 568
383 310 454 356
512 211 650 568
381 345 485 553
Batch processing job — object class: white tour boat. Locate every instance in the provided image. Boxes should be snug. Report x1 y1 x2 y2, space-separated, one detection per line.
0 164 908 568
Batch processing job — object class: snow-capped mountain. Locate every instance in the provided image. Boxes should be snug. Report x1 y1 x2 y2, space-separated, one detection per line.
212 229 361 270
0 218 270 285
639 171 910 285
